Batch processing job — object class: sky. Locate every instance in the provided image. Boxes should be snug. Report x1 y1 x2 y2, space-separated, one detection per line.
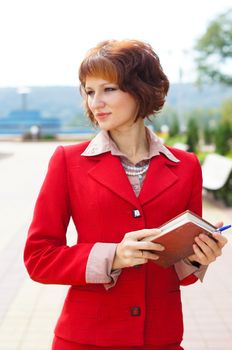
0 0 231 87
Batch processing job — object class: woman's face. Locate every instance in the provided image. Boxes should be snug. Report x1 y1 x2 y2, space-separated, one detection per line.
85 76 138 131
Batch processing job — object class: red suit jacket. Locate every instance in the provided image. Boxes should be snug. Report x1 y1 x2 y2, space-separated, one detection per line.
24 142 202 347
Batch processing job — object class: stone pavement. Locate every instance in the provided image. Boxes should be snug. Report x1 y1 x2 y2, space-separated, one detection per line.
0 141 231 350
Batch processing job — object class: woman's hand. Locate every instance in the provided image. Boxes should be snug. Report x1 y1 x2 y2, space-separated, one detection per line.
187 221 228 266
112 229 165 270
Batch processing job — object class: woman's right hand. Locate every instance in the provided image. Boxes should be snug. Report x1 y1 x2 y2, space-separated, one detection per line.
112 229 165 270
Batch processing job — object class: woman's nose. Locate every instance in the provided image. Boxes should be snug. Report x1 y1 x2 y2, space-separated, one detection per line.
91 93 105 109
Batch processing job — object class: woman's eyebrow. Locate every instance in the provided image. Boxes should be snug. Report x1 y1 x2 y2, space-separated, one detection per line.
85 82 116 90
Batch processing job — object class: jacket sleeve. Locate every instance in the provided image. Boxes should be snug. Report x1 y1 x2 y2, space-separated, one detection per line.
24 146 95 286
178 153 206 286
186 153 203 216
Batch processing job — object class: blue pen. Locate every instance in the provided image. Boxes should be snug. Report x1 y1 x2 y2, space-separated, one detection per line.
216 225 232 232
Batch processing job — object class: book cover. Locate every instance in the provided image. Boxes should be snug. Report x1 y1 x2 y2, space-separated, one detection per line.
143 210 217 268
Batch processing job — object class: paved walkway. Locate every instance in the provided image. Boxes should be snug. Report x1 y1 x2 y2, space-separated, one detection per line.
0 141 231 350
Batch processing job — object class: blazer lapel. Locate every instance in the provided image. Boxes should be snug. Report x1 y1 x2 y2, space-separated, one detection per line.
87 153 139 207
139 154 179 205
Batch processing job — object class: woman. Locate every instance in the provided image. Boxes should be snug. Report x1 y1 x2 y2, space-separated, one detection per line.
24 39 227 350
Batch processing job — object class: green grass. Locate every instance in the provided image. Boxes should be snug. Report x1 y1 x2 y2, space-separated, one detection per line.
164 134 187 147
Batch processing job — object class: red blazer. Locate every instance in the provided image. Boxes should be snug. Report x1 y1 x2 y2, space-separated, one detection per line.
24 142 202 347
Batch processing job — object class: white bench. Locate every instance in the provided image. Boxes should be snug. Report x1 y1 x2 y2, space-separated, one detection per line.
202 154 232 205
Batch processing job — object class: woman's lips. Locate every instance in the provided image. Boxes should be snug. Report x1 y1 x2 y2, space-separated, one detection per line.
95 112 111 120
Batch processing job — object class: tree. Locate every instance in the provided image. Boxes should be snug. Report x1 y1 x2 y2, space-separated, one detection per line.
203 126 214 145
169 115 180 137
195 9 232 85
220 97 232 125
186 118 199 153
214 121 232 155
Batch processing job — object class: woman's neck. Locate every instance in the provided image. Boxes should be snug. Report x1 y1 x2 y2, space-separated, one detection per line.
109 121 149 164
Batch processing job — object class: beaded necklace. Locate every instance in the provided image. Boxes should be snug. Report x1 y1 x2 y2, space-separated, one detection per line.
121 160 150 180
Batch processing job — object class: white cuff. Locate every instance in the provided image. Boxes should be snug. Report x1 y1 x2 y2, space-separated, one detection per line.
175 258 208 282
86 243 121 288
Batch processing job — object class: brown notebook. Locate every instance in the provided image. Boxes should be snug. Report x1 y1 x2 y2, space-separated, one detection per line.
142 210 217 268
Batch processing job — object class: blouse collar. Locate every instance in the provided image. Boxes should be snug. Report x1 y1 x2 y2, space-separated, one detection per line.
81 126 180 163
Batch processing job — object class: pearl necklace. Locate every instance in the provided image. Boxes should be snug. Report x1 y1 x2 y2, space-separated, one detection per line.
122 161 150 178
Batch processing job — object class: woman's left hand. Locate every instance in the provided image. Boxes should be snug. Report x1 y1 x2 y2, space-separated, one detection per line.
187 221 228 266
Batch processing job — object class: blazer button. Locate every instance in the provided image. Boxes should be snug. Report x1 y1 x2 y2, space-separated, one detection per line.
130 306 141 316
132 209 141 218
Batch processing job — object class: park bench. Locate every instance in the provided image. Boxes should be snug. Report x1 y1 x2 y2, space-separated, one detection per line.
201 153 232 206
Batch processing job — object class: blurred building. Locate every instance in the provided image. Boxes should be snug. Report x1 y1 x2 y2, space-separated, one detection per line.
0 109 61 136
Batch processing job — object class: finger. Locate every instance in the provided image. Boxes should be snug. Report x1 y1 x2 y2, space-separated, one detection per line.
192 243 209 265
195 236 218 261
198 233 226 254
126 228 162 241
214 221 224 229
135 241 165 252
197 234 220 252
122 241 164 254
212 232 228 248
139 250 159 261
187 253 198 262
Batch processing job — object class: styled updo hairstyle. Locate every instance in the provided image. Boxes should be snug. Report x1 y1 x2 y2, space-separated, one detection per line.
79 39 169 123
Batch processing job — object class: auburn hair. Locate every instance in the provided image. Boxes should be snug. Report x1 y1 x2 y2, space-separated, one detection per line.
79 39 169 123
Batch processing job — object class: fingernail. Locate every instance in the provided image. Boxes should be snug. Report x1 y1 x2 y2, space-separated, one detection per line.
151 255 159 260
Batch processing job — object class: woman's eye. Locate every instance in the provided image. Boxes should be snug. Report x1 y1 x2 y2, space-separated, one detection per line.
86 90 94 96
105 87 117 92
